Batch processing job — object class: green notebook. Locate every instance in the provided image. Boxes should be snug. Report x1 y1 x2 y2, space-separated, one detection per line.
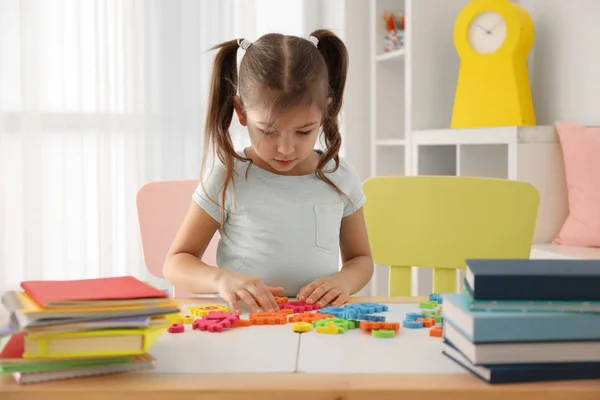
1 356 134 374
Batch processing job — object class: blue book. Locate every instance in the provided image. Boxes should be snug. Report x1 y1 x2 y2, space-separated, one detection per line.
443 319 600 365
462 280 600 313
442 340 600 384
442 293 600 343
465 259 600 301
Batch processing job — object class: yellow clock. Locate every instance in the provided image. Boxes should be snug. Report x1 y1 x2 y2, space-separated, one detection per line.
451 0 536 129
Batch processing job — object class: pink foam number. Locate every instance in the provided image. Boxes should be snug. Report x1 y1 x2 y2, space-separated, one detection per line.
168 323 185 333
279 301 321 313
193 311 239 333
204 311 239 321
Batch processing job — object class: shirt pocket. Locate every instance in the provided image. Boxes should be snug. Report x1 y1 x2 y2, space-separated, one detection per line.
313 202 344 251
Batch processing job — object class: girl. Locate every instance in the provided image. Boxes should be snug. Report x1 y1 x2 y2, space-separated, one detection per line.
163 29 374 315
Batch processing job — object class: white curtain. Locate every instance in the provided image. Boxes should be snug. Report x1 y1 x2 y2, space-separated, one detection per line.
0 0 259 293
0 0 347 296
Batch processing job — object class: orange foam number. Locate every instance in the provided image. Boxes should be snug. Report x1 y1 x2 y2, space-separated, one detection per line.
417 318 436 328
232 319 253 328
249 312 287 325
359 321 400 332
430 326 443 337
288 312 334 323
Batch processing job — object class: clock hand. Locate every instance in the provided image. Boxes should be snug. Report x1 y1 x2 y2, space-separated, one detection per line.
489 18 504 31
477 24 492 34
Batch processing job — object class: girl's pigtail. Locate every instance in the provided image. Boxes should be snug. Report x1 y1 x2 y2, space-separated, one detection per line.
310 29 352 206
201 39 245 228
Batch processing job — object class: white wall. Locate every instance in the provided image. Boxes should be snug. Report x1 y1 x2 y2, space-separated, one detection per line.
526 0 600 126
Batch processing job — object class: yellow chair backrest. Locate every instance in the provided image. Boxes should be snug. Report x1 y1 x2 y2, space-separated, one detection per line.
362 176 539 296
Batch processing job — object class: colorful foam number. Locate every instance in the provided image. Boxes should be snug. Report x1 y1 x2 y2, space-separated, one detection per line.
278 301 321 313
405 312 422 321
249 312 287 325
318 302 388 319
372 329 396 338
288 312 334 323
430 326 443 337
419 301 438 309
181 315 195 324
417 318 436 328
189 304 231 317
167 323 185 333
313 317 358 333
402 320 423 329
429 293 443 304
359 321 400 332
362 315 385 322
193 311 239 333
232 319 253 328
315 321 340 335
291 322 312 333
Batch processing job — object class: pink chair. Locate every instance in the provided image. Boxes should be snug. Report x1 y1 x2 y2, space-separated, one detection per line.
136 179 220 297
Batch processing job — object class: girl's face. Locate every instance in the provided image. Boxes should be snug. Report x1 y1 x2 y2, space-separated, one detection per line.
235 100 324 175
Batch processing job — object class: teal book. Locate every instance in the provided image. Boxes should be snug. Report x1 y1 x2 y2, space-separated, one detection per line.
462 280 600 313
442 293 600 343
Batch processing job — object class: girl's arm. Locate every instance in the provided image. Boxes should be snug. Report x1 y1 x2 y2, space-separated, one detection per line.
163 201 224 293
336 207 374 293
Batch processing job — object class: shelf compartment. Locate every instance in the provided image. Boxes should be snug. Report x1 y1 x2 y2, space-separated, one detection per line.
375 48 405 62
373 0 406 57
374 58 405 141
416 145 456 175
458 144 508 178
376 146 405 176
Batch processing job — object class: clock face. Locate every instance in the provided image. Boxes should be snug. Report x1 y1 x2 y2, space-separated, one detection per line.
468 11 507 54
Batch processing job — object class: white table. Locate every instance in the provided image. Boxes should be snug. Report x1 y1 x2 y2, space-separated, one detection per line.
2 296 600 400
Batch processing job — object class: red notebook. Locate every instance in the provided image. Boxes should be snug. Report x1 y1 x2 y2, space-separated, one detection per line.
0 333 25 362
20 276 169 308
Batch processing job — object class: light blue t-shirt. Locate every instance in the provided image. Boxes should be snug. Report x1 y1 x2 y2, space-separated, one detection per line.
192 150 366 296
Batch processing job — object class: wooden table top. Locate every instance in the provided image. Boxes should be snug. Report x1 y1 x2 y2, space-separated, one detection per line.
2 296 600 400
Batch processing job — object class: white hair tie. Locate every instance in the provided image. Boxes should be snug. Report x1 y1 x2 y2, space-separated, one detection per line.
308 35 319 48
238 38 252 50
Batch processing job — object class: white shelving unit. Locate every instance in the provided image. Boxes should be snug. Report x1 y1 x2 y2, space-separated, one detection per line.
369 0 410 178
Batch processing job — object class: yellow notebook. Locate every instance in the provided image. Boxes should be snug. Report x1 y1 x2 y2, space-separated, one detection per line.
2 291 179 328
22 325 168 359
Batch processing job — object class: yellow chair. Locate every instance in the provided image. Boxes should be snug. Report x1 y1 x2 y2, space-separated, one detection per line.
362 175 539 296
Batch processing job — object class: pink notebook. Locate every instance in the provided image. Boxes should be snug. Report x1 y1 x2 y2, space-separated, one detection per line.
20 276 168 307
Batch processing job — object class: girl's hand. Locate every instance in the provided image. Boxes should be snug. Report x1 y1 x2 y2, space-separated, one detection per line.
216 270 283 314
297 275 350 307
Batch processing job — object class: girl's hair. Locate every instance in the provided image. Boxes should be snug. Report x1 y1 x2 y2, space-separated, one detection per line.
201 29 349 228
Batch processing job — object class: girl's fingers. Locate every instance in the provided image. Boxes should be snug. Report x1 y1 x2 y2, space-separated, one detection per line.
221 291 240 315
318 289 341 307
306 283 330 305
247 284 277 312
236 289 261 313
297 279 322 301
331 293 348 307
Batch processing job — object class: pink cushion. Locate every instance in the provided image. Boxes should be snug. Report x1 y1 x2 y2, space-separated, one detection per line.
553 121 600 247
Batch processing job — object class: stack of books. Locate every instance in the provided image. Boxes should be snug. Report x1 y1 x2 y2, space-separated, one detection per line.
441 258 600 384
0 276 179 384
